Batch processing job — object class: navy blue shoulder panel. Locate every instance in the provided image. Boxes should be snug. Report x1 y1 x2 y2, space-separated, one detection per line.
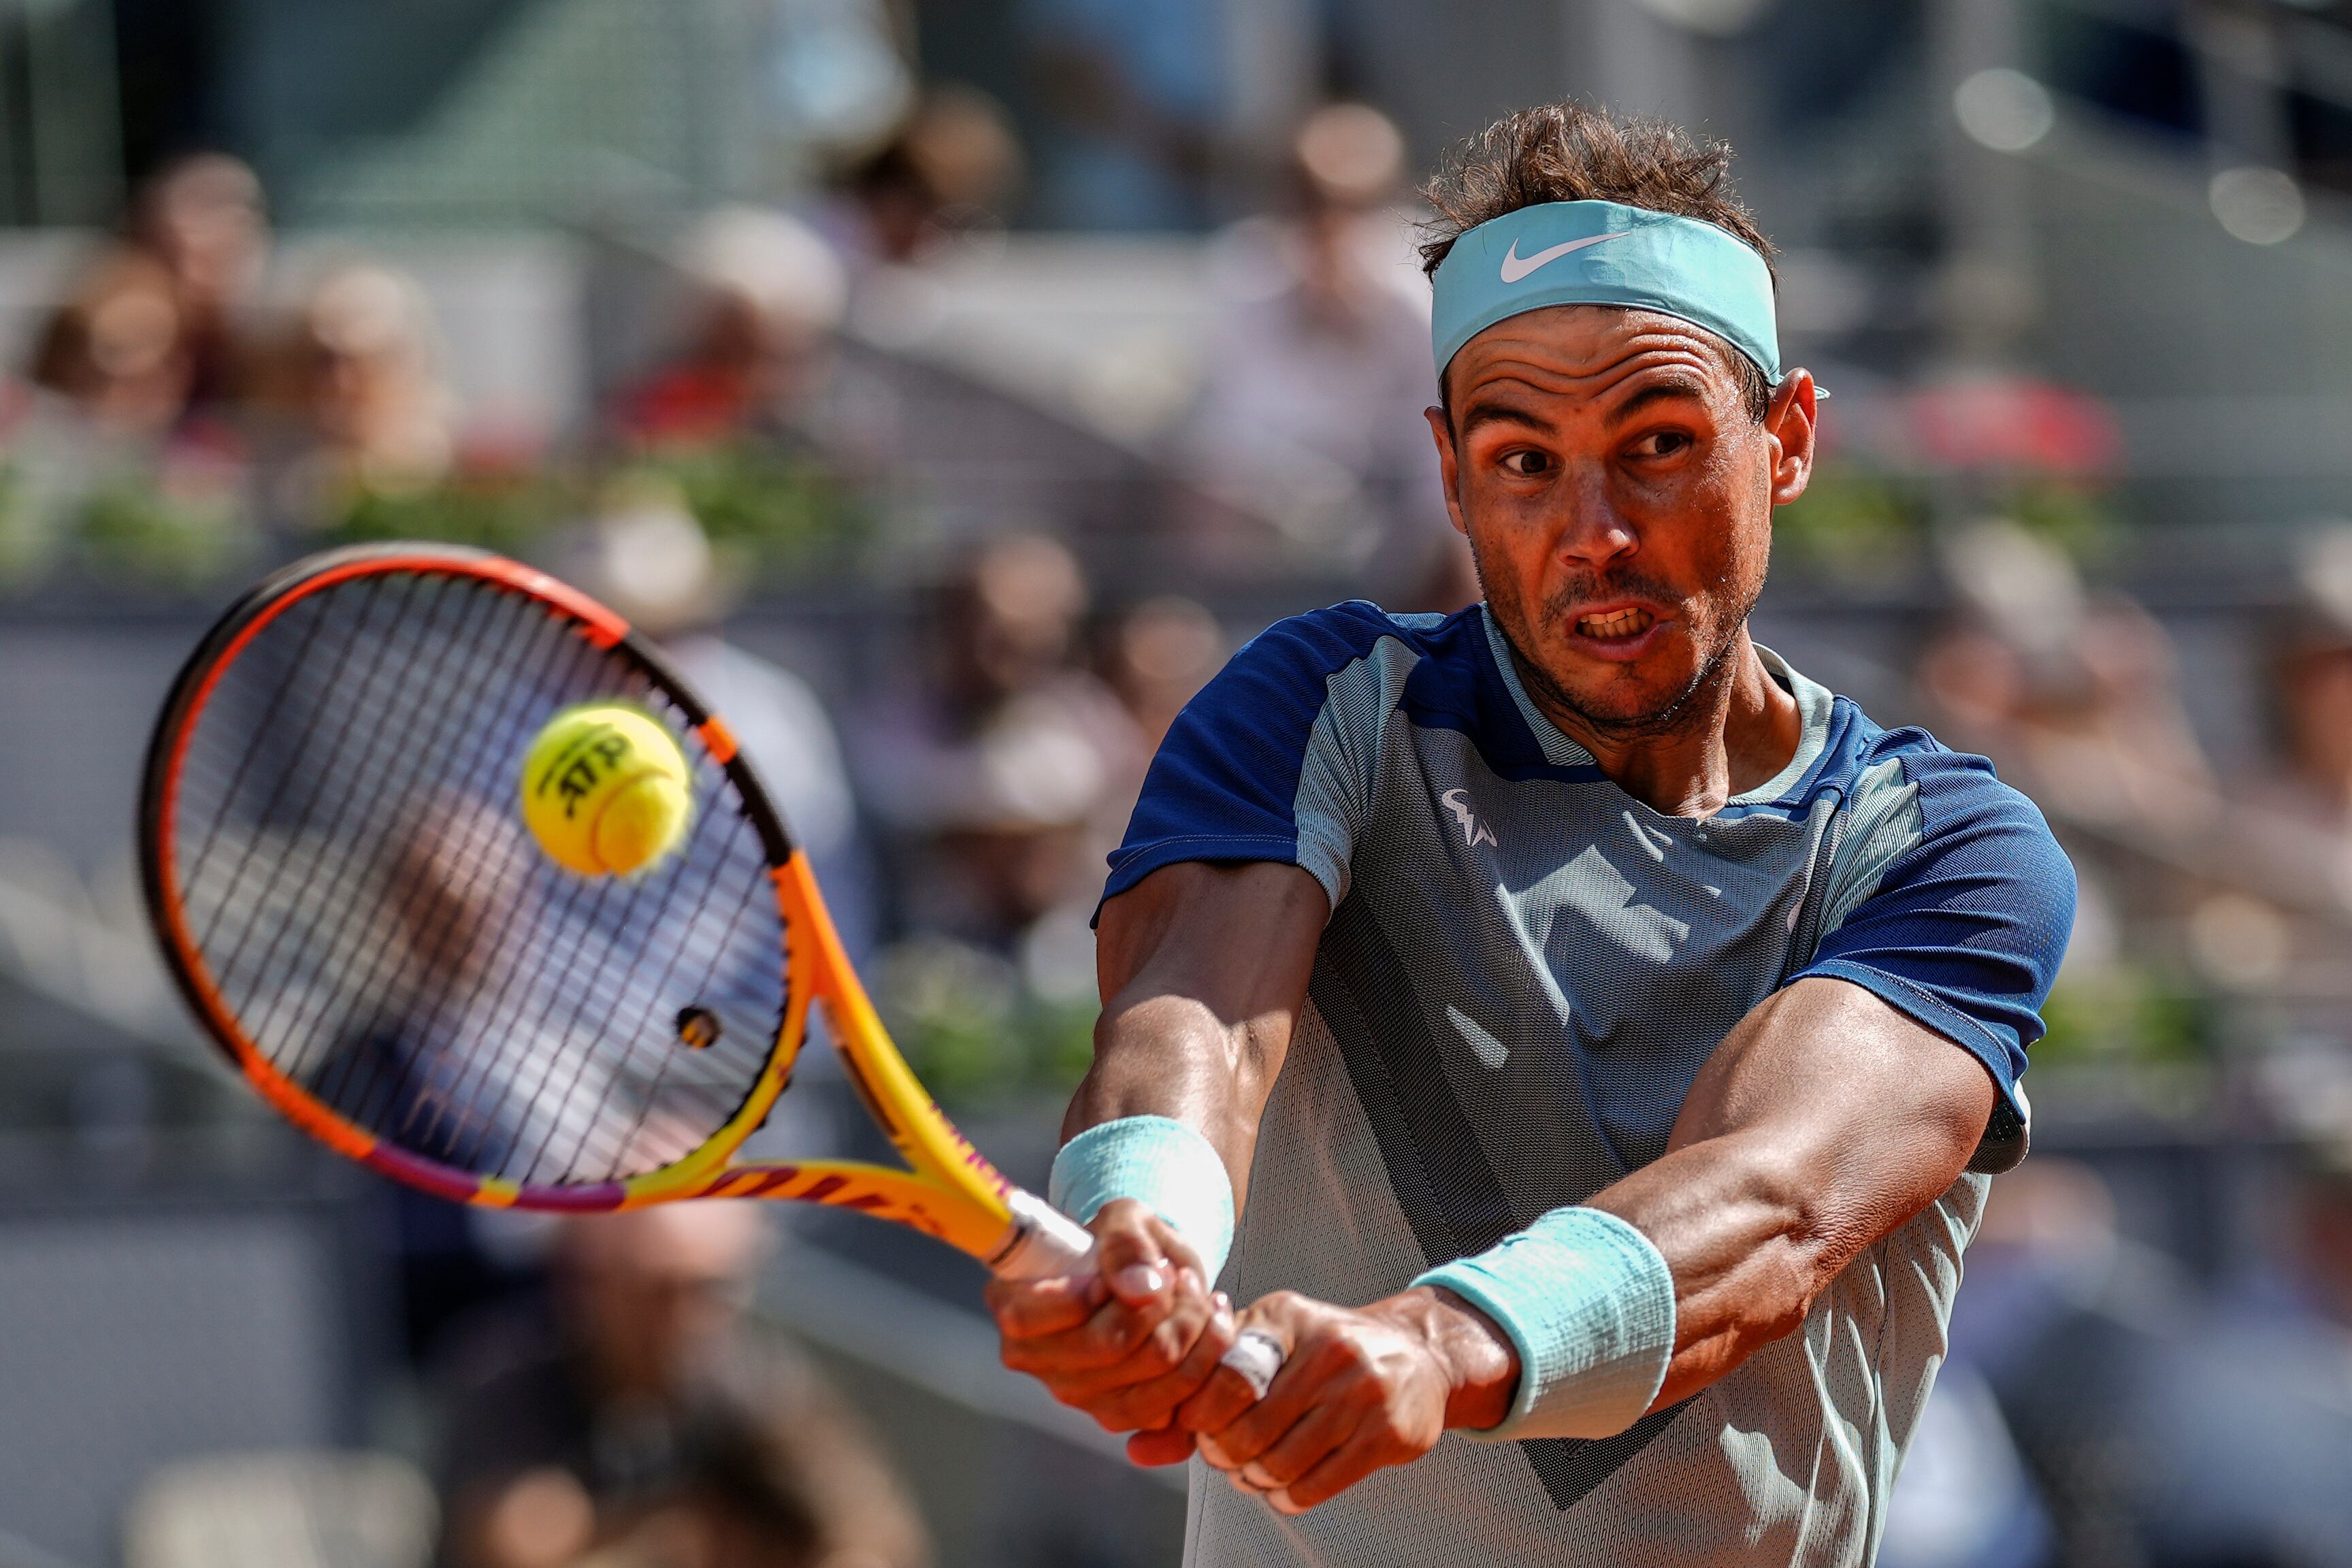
1397 606 1608 783
1796 722 2076 1128
1102 601 1405 905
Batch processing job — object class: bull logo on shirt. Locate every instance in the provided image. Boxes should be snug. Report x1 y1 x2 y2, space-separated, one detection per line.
1440 788 1499 850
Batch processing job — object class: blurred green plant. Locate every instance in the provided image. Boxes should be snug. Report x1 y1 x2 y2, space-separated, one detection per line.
328 442 862 580
0 464 56 591
2002 476 2121 565
2035 964 2214 1068
74 469 254 589
330 469 571 555
872 936 1098 1109
632 442 861 581
1771 462 1927 583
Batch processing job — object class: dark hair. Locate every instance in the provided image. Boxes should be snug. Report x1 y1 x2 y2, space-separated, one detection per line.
1421 101 1776 422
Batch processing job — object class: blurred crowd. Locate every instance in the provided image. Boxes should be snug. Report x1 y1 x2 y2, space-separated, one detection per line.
1864 512 2352 1568
0 93 1466 1113
24 63 2352 1568
436 1207 928 1568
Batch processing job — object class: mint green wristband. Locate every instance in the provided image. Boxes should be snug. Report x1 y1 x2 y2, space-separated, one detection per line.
1414 1206 1676 1442
1048 1115 1236 1281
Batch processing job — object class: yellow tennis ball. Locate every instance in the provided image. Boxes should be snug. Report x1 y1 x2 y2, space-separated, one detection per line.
519 703 693 877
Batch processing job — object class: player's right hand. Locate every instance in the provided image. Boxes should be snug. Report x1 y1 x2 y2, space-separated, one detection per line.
987 1198 1239 1441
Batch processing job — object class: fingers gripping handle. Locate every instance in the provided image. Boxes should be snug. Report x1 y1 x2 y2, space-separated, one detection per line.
989 1190 1289 1397
1218 1328 1286 1399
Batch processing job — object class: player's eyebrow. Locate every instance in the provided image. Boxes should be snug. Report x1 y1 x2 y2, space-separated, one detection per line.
1456 398 1553 437
1604 376 1714 428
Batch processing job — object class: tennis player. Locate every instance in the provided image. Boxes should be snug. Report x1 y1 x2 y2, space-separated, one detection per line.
989 101 2074 1566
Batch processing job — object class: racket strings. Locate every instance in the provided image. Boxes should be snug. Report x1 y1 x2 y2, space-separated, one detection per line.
228 583 772 1181
318 621 605 1154
238 581 544 1113
181 576 356 949
248 577 525 1091
188 576 402 974
166 569 791 1188
199 575 484 1034
338 606 625 1161
192 574 529 1097
573 847 770 1182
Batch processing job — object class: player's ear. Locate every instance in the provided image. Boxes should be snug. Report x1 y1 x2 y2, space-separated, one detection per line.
1765 370 1817 507
1426 406 1471 538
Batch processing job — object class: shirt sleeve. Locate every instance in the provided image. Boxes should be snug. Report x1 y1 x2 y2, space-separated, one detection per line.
1100 604 1404 912
1793 740 2076 1171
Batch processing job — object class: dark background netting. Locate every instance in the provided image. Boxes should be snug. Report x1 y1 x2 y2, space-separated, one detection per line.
161 569 790 1188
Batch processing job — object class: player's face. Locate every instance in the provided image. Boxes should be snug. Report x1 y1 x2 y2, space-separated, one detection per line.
1429 306 1814 734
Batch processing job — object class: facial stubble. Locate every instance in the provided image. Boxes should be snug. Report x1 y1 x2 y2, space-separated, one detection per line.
1470 538 1765 745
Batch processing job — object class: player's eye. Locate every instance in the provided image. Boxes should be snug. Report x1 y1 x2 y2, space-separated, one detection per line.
1499 448 1553 478
1629 430 1694 460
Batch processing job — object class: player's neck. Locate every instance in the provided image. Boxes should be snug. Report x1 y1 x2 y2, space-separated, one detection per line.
1523 628 1801 819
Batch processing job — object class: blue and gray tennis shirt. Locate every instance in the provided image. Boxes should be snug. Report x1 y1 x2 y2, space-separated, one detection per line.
1101 601 2075 1568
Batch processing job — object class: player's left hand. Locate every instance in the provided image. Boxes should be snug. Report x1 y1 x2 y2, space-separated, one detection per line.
1172 1286 1518 1514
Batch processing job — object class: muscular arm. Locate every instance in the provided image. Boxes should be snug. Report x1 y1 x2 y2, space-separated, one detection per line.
1071 860 1330 1196
1191 973 1999 1510
986 860 1328 1442
1592 975 1996 1407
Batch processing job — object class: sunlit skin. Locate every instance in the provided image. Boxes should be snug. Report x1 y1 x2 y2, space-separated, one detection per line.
985 299 1994 1518
1429 305 1818 814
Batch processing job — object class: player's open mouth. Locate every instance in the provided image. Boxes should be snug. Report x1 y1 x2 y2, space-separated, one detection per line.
1574 606 1654 642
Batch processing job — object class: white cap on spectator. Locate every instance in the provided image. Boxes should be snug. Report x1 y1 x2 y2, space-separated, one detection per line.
2293 524 2352 644
677 207 849 334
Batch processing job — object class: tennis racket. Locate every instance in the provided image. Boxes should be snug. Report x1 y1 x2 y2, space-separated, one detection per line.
137 542 1132 1292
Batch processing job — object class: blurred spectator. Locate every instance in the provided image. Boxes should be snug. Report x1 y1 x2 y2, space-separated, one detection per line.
855 532 1141 947
1177 103 1465 605
437 1205 928 1568
1917 519 2215 841
2140 1155 2352 1567
614 210 849 451
1021 0 1220 229
1100 595 1222 752
1944 1159 2187 1568
762 0 917 159
250 263 458 529
25 153 268 440
26 251 196 442
564 498 875 961
2253 529 2352 830
127 152 271 414
825 88 1026 270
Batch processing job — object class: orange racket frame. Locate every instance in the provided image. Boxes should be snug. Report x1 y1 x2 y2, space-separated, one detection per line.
139 542 1090 1277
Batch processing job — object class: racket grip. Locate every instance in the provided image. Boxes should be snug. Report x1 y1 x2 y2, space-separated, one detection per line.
990 1191 1289 1402
990 1188 1100 1279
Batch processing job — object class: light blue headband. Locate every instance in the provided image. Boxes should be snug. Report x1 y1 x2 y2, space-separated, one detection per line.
1430 199 1780 385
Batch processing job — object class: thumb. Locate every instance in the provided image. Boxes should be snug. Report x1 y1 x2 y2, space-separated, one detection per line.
1127 1425 1198 1467
1090 1201 1173 1305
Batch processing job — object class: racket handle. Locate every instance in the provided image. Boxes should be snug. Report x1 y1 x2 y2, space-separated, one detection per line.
990 1188 1100 1279
991 1191 1291 1399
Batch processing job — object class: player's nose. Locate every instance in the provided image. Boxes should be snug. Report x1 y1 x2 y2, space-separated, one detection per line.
1550 465 1637 569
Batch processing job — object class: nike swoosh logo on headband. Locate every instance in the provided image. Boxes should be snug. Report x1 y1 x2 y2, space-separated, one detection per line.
1497 230 1632 283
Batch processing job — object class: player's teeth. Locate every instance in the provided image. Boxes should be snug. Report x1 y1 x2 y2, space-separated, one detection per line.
1578 609 1651 638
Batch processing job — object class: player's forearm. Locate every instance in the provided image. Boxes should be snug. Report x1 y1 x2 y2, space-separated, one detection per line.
1066 992 1285 1192
1076 861 1327 1198
1586 1130 1867 1406
1587 980 1997 1407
